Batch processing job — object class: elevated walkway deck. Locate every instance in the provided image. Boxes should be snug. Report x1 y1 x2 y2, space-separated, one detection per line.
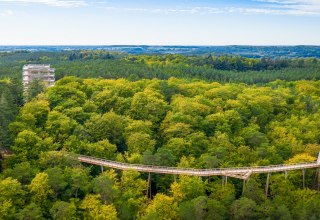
79 154 320 180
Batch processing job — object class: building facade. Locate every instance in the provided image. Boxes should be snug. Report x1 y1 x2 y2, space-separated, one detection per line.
23 64 55 88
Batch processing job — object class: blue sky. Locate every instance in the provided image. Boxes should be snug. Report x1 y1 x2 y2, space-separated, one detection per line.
0 0 319 45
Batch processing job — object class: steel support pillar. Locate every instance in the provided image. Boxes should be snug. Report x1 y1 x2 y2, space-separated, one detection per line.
222 176 227 186
242 179 246 193
147 172 152 198
302 169 306 188
317 168 320 193
265 173 270 196
285 171 288 179
100 165 104 173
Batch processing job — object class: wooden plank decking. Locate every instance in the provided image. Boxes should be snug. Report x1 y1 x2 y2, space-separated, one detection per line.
79 153 320 180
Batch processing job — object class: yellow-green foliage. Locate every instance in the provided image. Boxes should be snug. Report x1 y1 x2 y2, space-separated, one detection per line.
2 77 320 219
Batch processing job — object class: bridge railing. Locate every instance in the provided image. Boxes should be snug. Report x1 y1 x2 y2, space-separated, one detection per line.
78 155 319 173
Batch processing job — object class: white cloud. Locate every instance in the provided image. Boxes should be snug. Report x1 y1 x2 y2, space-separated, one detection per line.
257 0 319 3
255 0 297 4
102 7 225 15
0 0 87 7
227 7 317 15
102 0 320 16
1 0 319 15
255 0 320 15
103 4 320 16
0 9 13 16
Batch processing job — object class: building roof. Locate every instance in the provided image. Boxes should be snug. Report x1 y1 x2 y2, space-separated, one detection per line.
23 64 54 71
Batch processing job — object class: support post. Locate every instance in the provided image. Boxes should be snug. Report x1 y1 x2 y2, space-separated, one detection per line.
242 179 246 194
302 169 306 188
222 176 227 186
265 173 270 196
285 171 288 179
174 174 177 182
147 172 151 198
120 170 124 189
318 168 320 193
100 165 104 173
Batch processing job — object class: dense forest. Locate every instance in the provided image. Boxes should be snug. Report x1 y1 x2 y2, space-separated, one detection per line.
0 79 23 149
1 51 320 219
1 74 320 219
1 51 320 84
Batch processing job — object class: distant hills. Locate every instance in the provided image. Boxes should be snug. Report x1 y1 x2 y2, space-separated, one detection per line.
0 45 320 58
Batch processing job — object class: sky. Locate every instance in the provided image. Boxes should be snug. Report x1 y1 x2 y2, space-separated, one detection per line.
0 0 319 45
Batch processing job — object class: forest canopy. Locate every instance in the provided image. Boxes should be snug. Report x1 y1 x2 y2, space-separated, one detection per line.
1 76 320 219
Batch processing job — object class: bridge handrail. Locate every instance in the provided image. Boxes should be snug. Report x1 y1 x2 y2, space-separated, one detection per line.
78 155 319 173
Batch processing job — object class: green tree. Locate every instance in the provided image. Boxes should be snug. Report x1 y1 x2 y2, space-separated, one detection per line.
0 177 25 219
47 83 87 108
242 179 267 205
0 87 17 147
26 79 45 101
163 137 191 158
180 196 227 220
0 200 14 220
85 139 117 159
19 98 50 128
45 111 77 145
38 151 80 169
170 175 205 202
45 167 68 198
28 172 53 203
124 120 153 136
209 182 236 207
3 161 38 184
125 132 156 154
11 130 45 161
118 170 147 219
155 148 176 166
50 201 77 220
0 177 26 206
206 198 228 220
80 194 118 220
266 203 292 220
230 197 258 220
84 111 125 145
142 194 179 220
130 89 168 125
179 196 208 220
92 170 119 204
290 189 320 219
16 203 44 220
66 167 90 198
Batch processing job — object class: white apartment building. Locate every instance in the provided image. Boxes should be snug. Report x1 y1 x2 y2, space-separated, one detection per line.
23 64 55 88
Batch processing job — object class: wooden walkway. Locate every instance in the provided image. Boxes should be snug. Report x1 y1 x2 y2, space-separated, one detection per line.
79 153 320 180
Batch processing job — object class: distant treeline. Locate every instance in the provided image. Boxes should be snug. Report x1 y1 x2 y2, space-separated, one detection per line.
0 51 319 84
1 45 320 57
127 54 317 71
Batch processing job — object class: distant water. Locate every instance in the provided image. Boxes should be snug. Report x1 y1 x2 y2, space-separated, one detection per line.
0 45 320 58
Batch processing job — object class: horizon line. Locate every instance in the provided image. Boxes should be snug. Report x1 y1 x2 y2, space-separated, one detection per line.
1 44 320 47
